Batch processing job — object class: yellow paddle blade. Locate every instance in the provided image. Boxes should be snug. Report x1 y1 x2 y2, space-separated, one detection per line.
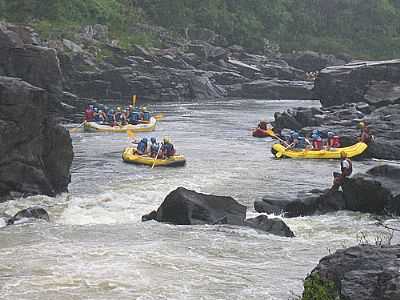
127 129 136 138
266 129 277 138
154 113 164 121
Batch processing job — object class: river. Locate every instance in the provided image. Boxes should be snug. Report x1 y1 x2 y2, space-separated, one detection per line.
0 99 398 300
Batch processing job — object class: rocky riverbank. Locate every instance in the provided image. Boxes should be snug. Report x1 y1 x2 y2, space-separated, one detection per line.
256 165 400 218
302 244 400 300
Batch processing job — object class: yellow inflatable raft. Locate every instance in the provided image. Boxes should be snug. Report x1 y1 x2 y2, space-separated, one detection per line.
272 142 368 159
84 117 156 133
122 147 186 167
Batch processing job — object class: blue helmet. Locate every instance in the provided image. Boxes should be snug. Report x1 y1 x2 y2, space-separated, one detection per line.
150 137 156 143
312 129 318 135
311 134 318 139
142 138 148 143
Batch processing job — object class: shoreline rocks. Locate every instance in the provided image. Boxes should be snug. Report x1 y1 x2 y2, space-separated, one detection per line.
255 165 400 217
142 187 294 237
303 245 400 300
0 76 73 200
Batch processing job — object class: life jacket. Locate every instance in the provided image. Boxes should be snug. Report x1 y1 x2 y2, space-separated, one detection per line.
295 137 306 149
137 141 147 154
115 112 122 122
319 131 329 139
93 113 102 123
162 143 175 157
107 113 114 123
341 158 353 177
150 143 160 155
142 111 151 122
84 109 94 121
129 112 140 124
330 136 341 148
312 137 322 150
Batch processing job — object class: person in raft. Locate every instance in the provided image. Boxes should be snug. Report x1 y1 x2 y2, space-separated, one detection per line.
150 137 161 158
330 151 353 192
136 138 149 155
358 122 373 143
161 137 176 158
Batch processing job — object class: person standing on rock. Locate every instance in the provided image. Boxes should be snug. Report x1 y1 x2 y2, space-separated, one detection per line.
330 151 353 192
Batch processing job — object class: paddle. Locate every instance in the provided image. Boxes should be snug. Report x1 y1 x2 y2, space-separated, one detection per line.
151 143 163 169
69 121 85 133
127 129 139 144
266 129 291 158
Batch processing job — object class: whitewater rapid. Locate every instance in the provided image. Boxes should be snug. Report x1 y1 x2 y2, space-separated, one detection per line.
0 99 398 300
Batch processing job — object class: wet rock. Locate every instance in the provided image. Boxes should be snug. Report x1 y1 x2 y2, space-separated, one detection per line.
0 76 73 198
314 59 400 108
303 245 400 300
143 188 295 237
282 51 348 72
256 165 400 217
144 187 247 225
244 215 294 237
188 42 228 61
187 27 228 47
237 79 315 100
7 207 50 225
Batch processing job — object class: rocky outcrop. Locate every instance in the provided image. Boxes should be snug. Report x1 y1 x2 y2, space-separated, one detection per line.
282 50 350 72
6 207 50 225
0 23 65 113
303 245 400 300
314 59 400 108
255 165 400 217
0 76 73 199
142 187 294 237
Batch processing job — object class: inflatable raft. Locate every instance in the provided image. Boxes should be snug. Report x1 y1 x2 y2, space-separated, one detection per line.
122 147 186 167
272 142 368 159
84 117 156 133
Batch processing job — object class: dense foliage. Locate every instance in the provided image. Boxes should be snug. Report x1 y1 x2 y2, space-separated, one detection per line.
1 0 400 58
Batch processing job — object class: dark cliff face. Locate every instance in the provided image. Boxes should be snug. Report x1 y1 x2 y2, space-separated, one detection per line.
0 76 73 198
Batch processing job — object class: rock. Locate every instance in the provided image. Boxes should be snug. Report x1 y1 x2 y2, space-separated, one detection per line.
238 79 315 100
0 76 73 198
187 27 228 47
282 50 348 72
244 215 295 237
7 207 50 225
303 245 400 300
256 165 400 217
364 80 400 107
62 39 83 53
188 42 228 61
314 59 400 108
144 187 247 225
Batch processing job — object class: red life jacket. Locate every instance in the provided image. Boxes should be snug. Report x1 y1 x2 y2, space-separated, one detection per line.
341 158 353 177
84 109 94 121
330 136 341 148
313 139 322 150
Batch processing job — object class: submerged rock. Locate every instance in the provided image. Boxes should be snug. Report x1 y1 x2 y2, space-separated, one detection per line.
244 215 294 237
303 245 400 300
143 187 294 237
7 207 50 225
256 165 400 217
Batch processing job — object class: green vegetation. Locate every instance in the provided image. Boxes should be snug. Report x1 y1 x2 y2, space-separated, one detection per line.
1 0 400 58
302 273 338 300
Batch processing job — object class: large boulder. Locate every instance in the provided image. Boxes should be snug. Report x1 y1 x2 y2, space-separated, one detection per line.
0 76 73 199
255 165 400 217
143 187 247 225
142 187 295 237
314 59 400 108
303 245 400 300
6 207 50 225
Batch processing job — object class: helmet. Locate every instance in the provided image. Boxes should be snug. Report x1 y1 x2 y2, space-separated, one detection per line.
151 137 156 143
312 129 318 135
340 151 347 158
358 122 365 129
142 138 148 143
290 130 295 135
129 105 133 108
311 134 318 139
163 137 170 144
89 105 94 109
141 106 147 112
328 132 335 137
94 108 98 112
110 109 114 113
99 110 103 113
117 107 121 111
